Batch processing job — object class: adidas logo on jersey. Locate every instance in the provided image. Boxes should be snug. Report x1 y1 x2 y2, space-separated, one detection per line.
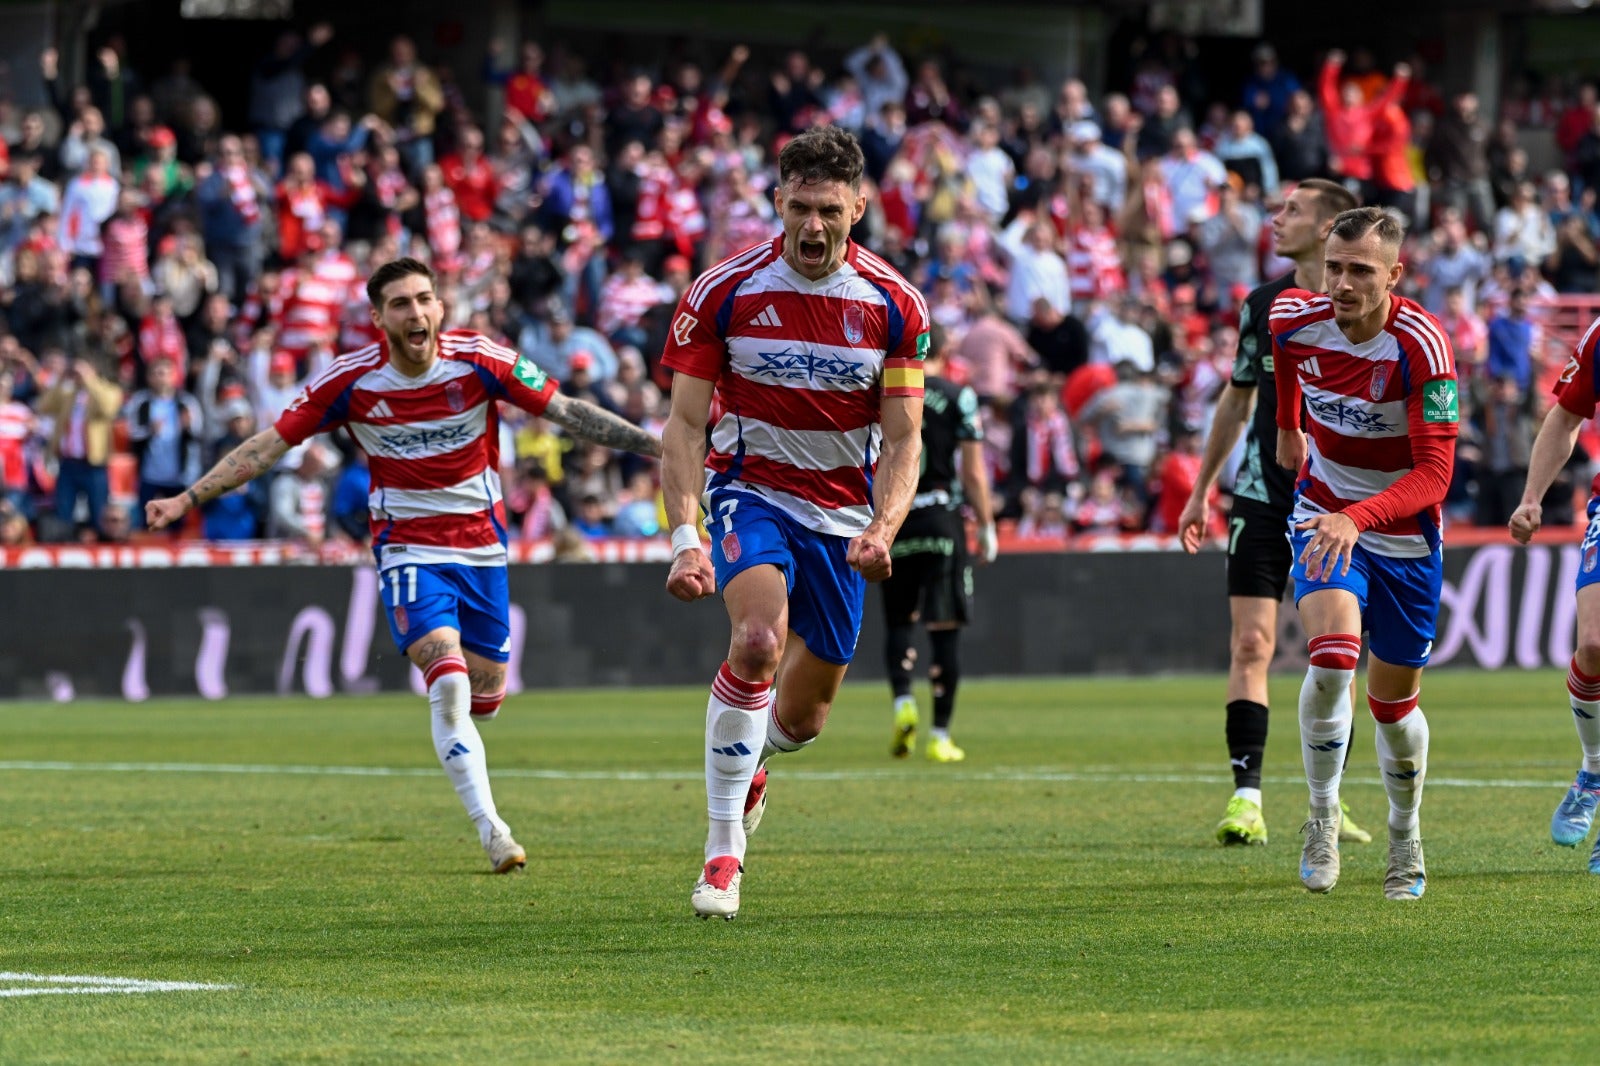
367 399 395 419
749 304 783 329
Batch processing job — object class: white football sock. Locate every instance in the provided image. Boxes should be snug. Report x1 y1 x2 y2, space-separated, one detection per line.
1574 700 1600 776
428 658 506 845
1234 787 1263 807
760 695 813 763
1300 664 1355 811
1565 659 1600 774
705 662 770 862
1372 701 1428 838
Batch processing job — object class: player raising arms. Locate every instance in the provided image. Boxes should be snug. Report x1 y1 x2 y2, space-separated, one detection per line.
148 257 660 873
1176 178 1371 848
661 125 927 919
1509 316 1600 873
1273 208 1458 900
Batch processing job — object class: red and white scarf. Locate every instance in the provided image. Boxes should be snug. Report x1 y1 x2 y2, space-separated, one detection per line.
1026 410 1078 484
425 188 461 266
225 164 260 226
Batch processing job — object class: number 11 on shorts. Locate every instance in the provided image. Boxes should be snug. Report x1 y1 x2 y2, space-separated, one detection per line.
387 565 418 606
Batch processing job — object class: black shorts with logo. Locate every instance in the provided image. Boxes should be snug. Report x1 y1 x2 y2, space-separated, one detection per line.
1226 495 1293 601
882 506 972 626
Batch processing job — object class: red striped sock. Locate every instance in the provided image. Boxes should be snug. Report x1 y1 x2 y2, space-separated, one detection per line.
1368 690 1419 723
712 661 771 711
423 655 468 686
1568 658 1600 703
1308 633 1361 671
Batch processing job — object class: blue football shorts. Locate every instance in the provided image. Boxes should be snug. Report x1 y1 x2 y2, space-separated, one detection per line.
1289 525 1443 668
379 561 511 663
705 487 865 666
1577 497 1600 594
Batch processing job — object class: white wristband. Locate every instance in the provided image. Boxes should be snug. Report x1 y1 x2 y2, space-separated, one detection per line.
670 524 703 558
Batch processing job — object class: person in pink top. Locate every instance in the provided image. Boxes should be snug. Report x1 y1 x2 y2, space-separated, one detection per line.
956 282 1033 402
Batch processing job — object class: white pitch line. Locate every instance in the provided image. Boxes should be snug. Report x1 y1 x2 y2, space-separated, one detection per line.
0 760 1569 789
0 972 233 998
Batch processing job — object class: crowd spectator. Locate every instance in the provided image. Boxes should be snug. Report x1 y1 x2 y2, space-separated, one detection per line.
368 36 443 174
122 356 201 525
0 24 1589 551
1241 44 1300 134
1429 91 1495 232
36 355 122 536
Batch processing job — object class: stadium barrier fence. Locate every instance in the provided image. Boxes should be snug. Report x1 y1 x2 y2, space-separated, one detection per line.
0 538 1575 700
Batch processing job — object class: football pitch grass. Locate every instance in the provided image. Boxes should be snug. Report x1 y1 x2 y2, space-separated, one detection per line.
0 670 1594 1064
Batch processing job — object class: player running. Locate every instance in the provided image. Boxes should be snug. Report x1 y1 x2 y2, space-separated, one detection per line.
1176 179 1372 848
1272 207 1458 900
1509 315 1600 873
147 257 660 873
661 126 927 919
882 322 996 763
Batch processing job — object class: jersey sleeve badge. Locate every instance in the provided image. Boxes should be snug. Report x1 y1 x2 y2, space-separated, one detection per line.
1422 380 1458 423
513 355 549 393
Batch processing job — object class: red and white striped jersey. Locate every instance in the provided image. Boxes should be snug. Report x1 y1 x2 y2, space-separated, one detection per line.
274 330 558 569
279 254 359 359
597 273 667 336
1064 223 1126 301
234 274 291 349
661 236 930 536
1272 290 1459 557
1551 315 1600 496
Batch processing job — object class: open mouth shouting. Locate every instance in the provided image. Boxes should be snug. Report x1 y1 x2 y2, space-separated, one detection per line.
797 238 828 268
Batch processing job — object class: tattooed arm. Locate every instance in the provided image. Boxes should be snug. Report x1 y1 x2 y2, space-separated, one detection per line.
543 391 662 458
145 426 292 530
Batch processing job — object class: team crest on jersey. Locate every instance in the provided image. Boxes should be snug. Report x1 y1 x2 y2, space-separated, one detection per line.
1369 363 1391 401
1586 542 1598 575
394 606 409 634
842 304 866 344
445 380 466 413
722 531 741 563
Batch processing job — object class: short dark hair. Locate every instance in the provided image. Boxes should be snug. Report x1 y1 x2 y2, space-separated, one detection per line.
777 125 865 191
1297 178 1359 222
366 257 436 308
1328 206 1405 253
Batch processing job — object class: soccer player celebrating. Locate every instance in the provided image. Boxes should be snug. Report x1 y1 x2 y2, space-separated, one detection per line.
660 125 928 919
1272 208 1458 900
1510 316 1600 873
882 322 996 763
147 257 660 873
1177 178 1372 848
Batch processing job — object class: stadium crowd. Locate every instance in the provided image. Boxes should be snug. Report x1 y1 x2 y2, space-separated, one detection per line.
0 26 1592 550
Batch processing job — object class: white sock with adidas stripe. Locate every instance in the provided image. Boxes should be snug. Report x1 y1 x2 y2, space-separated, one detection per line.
705 662 770 863
427 656 507 846
1300 635 1360 812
